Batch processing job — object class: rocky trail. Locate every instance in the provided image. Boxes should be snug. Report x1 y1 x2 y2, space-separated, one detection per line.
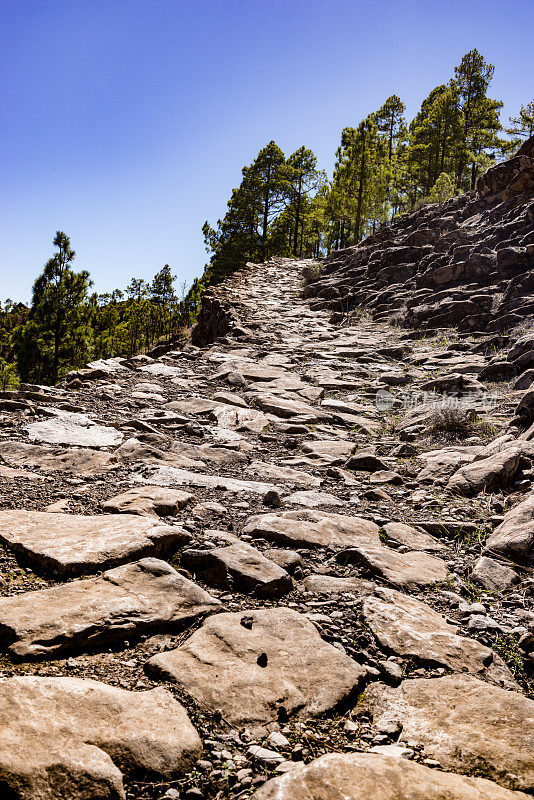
0 254 533 799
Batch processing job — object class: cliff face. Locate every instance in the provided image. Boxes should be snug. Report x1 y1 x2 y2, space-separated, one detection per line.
304 136 534 334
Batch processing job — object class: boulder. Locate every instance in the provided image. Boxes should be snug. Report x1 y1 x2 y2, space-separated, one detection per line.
0 510 190 577
483 492 534 561
252 752 530 800
102 486 194 517
472 556 519 591
447 447 521 496
146 607 367 732
362 588 512 684
363 675 534 792
0 558 220 659
182 542 292 597
0 676 201 799
243 509 380 549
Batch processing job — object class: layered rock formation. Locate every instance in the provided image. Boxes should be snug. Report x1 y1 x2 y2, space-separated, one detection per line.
304 136 534 334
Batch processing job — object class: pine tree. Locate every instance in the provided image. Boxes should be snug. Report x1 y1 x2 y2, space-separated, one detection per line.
286 147 321 256
15 232 93 384
506 101 534 144
252 141 288 259
452 49 503 189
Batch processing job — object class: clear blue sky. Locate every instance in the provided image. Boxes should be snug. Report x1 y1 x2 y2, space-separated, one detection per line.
1 0 532 302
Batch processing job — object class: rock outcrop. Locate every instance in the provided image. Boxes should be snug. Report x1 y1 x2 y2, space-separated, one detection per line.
304 137 534 334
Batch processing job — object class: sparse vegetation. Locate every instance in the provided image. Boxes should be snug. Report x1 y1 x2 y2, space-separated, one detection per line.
429 401 477 437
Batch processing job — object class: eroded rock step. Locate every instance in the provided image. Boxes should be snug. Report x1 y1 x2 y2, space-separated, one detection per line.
0 254 532 799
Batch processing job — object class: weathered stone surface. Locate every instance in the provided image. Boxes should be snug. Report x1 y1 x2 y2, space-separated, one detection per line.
243 509 380 549
146 607 367 732
0 675 201 799
102 486 194 517
26 411 123 448
364 675 534 792
382 522 446 552
182 542 292 597
338 543 448 588
0 510 190 576
0 441 116 475
362 588 512 683
247 392 333 422
301 438 356 463
140 362 182 377
447 447 521 495
472 556 519 591
252 752 530 800
285 489 344 507
215 361 288 383
484 492 534 561
246 460 321 488
302 574 374 595
0 558 220 659
211 405 270 432
136 465 278 494
417 446 479 484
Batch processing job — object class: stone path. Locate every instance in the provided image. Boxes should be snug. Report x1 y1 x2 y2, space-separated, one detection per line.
0 257 532 799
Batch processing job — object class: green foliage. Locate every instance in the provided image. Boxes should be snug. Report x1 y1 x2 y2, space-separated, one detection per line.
505 100 534 152
15 231 93 384
0 357 19 391
2 233 197 386
201 140 325 286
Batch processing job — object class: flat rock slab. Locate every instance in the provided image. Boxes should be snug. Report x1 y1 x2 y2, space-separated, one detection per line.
0 510 190 577
301 439 356 463
382 522 446 552
139 362 182 377
302 574 375 596
483 492 534 561
246 460 321 488
447 447 521 496
363 675 534 793
252 752 529 800
247 392 333 422
0 558 220 660
26 411 123 448
114 438 204 469
102 486 194 517
135 466 278 495
0 676 201 800
243 509 380 549
0 441 116 475
362 588 513 684
285 490 345 508
182 542 292 597
338 543 448 589
167 398 269 432
146 607 367 732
